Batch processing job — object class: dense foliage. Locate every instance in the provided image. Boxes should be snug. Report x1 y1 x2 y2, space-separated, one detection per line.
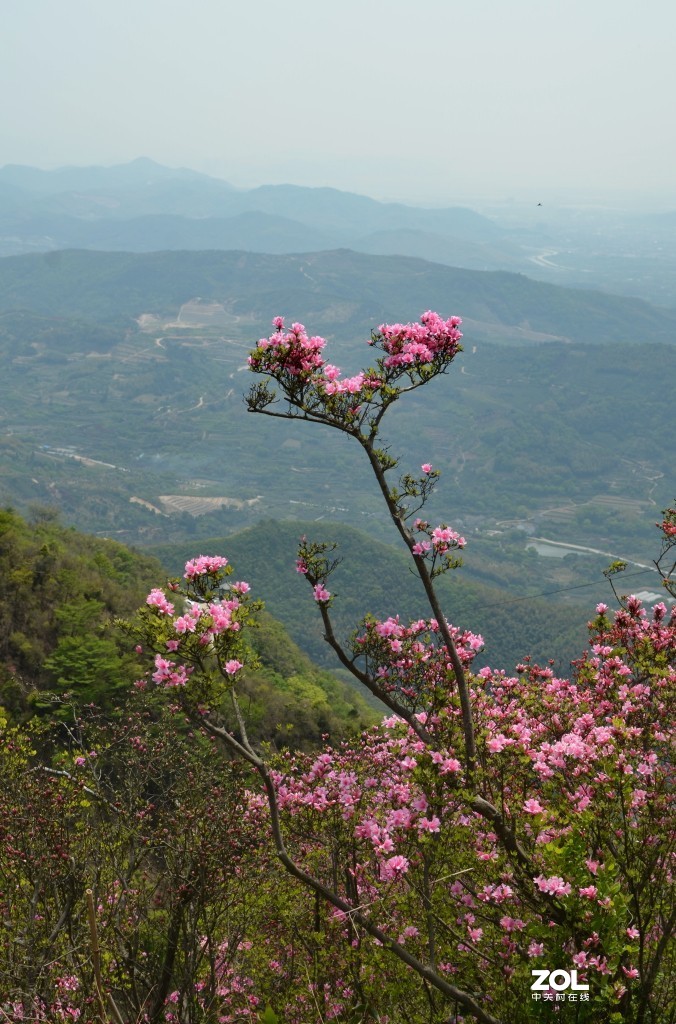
0 698 275 1021
0 507 161 716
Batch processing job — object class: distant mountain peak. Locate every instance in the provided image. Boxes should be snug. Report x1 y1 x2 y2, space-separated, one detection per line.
0 158 229 195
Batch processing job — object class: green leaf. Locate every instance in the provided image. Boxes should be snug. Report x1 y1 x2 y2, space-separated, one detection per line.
260 1007 281 1024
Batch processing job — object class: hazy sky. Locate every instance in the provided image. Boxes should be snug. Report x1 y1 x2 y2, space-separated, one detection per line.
3 0 675 203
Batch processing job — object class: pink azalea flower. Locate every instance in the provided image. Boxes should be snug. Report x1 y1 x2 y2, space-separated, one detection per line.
146 589 175 615
534 874 572 897
56 974 80 992
487 734 511 753
174 612 200 634
500 916 526 932
421 463 432 474
184 555 228 579
417 816 441 833
380 855 409 880
523 798 545 814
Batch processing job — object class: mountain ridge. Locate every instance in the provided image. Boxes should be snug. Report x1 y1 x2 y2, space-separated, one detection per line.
1 247 674 346
2 159 675 306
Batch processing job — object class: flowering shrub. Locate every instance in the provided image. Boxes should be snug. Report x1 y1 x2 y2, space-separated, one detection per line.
117 316 676 1022
0 695 269 1024
126 557 673 1022
130 553 260 707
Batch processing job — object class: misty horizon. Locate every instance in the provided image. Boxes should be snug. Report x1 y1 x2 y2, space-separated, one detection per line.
1 155 674 214
3 0 675 210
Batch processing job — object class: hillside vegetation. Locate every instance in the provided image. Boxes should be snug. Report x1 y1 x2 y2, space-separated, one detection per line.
2 248 676 344
0 508 374 742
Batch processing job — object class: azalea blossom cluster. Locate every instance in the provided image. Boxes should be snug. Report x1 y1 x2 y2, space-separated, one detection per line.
473 598 674 828
411 516 466 559
658 502 676 539
138 556 253 690
4 994 82 1023
372 310 463 368
7 974 83 1021
321 365 383 397
271 727 457 877
248 318 327 379
184 554 230 578
262 595 673 1010
269 721 550 987
247 311 463 411
162 939 262 1023
353 613 483 708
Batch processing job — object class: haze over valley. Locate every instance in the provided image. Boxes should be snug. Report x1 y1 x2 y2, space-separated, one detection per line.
2 158 676 308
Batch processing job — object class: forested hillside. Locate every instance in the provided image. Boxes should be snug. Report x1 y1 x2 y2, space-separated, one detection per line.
2 248 676 343
0 248 673 568
0 508 373 741
0 507 160 716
